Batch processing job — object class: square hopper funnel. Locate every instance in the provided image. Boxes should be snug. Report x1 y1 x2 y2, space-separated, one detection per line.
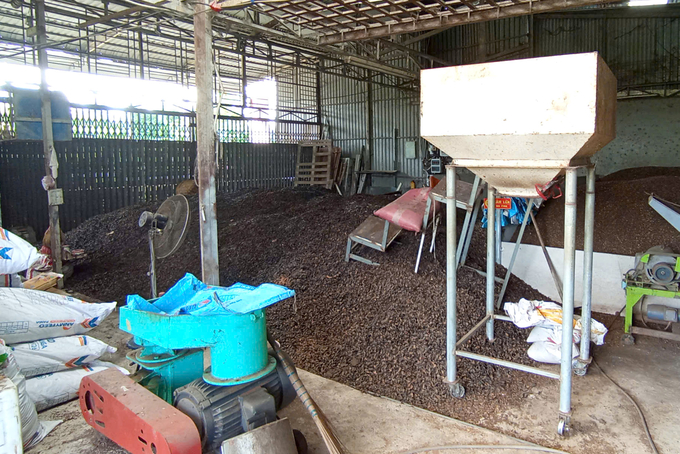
421 52 616 197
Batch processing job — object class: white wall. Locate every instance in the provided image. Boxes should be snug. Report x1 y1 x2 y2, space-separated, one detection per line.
501 242 680 315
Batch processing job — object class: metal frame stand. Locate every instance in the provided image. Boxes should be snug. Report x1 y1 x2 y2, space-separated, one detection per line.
425 174 483 271
445 165 595 436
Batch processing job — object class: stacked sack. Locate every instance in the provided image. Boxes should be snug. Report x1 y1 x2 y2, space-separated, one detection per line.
504 298 608 364
0 287 123 448
0 228 42 287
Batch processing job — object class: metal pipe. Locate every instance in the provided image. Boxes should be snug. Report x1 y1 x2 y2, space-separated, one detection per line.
148 231 157 298
456 351 560 380
460 192 483 269
529 210 563 301
579 166 596 364
486 186 496 341
446 165 458 385
559 168 578 415
456 175 481 265
495 207 502 264
456 315 491 347
496 198 535 309
493 314 512 322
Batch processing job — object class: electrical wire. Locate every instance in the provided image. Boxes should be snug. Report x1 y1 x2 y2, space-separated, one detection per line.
402 445 569 454
592 359 659 454
596 311 660 454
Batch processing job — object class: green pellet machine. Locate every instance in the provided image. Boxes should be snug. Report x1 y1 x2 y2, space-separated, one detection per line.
622 195 680 344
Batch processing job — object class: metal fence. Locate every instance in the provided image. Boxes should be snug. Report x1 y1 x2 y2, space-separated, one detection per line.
0 138 300 235
1 100 321 144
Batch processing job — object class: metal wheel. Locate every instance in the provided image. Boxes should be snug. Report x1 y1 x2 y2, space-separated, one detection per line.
449 383 465 399
622 333 635 346
557 418 570 436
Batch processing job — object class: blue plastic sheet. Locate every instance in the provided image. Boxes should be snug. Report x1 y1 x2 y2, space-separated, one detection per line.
482 197 532 228
126 273 295 316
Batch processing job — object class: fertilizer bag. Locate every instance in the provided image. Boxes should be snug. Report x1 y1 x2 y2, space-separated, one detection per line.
527 340 579 364
25 361 129 412
0 228 40 275
10 335 117 378
0 343 59 448
0 288 116 344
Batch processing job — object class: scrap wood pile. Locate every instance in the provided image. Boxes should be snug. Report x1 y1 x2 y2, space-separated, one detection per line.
522 167 680 256
65 186 549 424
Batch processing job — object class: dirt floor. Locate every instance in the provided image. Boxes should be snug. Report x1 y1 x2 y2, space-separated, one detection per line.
64 187 548 425
521 167 680 256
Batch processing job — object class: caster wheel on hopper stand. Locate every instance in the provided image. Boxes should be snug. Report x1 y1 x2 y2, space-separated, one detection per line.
557 416 571 437
449 383 465 399
621 333 635 346
293 430 308 454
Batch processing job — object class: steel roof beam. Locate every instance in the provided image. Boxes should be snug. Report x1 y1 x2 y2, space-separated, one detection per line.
318 0 619 44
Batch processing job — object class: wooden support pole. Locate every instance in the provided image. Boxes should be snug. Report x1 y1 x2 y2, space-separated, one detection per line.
35 0 63 279
194 3 220 285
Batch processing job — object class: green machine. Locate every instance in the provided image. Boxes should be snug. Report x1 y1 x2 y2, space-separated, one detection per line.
622 246 680 344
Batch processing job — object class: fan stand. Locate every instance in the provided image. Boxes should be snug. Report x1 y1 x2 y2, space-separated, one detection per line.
139 195 190 299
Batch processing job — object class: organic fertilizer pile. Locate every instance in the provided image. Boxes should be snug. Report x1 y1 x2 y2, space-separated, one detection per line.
66 187 550 424
522 167 680 256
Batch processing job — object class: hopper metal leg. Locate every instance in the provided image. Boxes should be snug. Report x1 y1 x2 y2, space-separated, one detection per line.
558 168 578 436
486 187 496 342
496 198 535 309
576 166 595 376
446 165 464 397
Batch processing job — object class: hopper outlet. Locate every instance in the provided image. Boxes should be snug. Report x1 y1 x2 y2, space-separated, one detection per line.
420 52 616 197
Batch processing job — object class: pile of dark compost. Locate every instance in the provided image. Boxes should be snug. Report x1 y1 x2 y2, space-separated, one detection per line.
521 167 680 256
66 186 549 424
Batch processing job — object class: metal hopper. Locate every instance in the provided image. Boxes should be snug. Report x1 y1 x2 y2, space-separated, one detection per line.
420 52 616 197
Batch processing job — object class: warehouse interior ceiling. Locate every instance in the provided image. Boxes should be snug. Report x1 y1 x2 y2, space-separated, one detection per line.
253 0 619 44
0 0 640 86
1 0 678 122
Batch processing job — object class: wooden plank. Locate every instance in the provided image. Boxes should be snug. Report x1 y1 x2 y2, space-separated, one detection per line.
350 215 401 250
23 272 62 290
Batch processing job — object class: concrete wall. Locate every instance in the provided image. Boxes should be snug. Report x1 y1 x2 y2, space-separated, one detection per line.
595 97 680 176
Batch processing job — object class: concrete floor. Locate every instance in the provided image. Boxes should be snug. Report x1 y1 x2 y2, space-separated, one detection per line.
30 310 680 454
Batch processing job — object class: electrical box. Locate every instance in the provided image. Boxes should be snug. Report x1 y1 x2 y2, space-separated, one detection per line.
48 188 64 206
430 158 442 174
404 140 417 159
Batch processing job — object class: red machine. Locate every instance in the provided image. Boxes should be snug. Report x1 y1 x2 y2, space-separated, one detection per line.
80 368 202 454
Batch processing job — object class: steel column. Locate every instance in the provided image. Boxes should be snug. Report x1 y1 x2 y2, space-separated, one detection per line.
35 0 63 278
486 186 496 341
577 166 596 374
445 165 458 387
194 3 220 285
559 168 578 431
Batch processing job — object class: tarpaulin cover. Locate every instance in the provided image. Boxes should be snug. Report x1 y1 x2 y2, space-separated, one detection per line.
374 187 435 233
127 273 295 316
482 197 531 228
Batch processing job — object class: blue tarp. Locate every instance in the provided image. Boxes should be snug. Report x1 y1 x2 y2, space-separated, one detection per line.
482 197 532 228
127 273 295 316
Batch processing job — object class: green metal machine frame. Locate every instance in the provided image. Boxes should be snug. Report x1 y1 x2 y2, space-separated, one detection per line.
624 285 680 334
